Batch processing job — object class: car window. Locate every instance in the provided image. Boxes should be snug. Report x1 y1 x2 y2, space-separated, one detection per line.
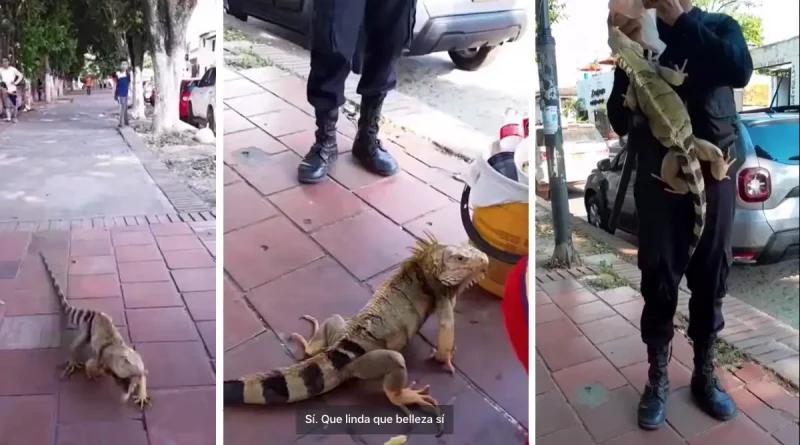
197 70 210 87
745 119 799 165
612 148 628 170
208 68 216 86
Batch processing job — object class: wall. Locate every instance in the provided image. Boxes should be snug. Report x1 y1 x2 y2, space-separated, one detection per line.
750 36 800 106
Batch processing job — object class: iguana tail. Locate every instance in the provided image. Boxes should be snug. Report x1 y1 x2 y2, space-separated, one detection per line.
224 339 366 405
676 148 707 258
40 252 101 326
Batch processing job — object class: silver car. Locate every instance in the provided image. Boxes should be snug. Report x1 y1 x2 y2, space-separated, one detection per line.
583 106 799 265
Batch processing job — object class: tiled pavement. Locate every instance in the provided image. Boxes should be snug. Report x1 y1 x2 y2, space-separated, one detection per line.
0 95 216 444
534 271 800 445
222 65 528 444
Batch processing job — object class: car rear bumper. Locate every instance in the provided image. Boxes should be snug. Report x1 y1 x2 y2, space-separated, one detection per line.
407 9 527 56
732 228 800 264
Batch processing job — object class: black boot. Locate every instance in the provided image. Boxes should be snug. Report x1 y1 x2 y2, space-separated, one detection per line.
690 341 737 420
638 344 670 430
352 95 398 176
298 109 339 184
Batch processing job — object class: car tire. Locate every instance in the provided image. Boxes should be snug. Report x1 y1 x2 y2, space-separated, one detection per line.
448 46 500 71
227 0 248 21
207 106 216 135
586 193 610 231
187 103 195 126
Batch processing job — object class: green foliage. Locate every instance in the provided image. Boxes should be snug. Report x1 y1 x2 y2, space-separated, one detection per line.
550 0 567 24
17 0 80 78
694 0 763 46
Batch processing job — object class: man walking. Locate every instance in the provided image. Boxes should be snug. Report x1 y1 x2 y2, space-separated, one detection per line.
114 60 131 128
607 0 752 430
0 57 23 123
297 0 415 183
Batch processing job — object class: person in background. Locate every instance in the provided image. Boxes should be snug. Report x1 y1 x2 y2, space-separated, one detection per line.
606 0 752 431
0 57 23 123
37 79 44 102
85 75 93 95
114 60 131 128
296 0 415 183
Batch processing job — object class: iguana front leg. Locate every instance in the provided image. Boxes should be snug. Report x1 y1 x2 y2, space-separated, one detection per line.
130 374 151 409
652 150 690 194
350 349 442 434
429 297 456 374
623 83 638 111
655 59 689 87
62 330 88 378
290 315 346 358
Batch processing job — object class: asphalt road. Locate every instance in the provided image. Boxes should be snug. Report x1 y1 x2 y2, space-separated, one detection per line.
223 13 532 139
567 185 799 329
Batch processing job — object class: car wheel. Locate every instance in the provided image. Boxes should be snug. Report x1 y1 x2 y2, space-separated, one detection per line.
586 193 609 230
187 103 195 126
227 0 248 21
448 46 500 71
207 106 216 135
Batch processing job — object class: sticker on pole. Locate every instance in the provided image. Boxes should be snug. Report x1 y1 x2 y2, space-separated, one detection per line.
543 106 559 135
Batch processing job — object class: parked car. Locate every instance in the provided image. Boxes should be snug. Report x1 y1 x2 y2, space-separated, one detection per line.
189 67 216 134
224 0 528 71
533 124 611 185
179 79 200 122
583 106 800 265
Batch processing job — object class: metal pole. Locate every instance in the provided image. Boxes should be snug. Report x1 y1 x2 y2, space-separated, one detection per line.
535 0 580 267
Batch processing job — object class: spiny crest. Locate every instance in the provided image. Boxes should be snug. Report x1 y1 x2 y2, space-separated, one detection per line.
408 231 441 260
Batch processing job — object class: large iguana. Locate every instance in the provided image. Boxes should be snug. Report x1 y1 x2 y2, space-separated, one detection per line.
40 252 151 409
224 238 488 427
607 17 734 257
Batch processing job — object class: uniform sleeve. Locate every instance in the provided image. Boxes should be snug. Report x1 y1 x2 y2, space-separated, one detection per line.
607 67 633 136
669 12 753 88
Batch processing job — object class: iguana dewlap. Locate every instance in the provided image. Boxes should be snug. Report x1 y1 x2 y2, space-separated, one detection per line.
607 20 732 257
224 238 489 433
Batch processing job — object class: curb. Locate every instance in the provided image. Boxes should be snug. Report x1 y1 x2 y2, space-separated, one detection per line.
535 197 800 387
223 17 493 161
117 126 214 214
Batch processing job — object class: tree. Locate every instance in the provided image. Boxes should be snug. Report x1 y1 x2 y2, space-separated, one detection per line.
550 0 567 25
694 0 764 46
143 0 197 134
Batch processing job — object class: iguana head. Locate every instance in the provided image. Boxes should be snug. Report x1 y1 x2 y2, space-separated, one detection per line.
410 235 489 293
607 19 645 58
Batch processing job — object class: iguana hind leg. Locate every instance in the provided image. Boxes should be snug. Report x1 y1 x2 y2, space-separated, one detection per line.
693 137 733 180
656 59 689 86
623 84 638 111
652 151 690 194
351 350 441 422
62 330 88 378
290 314 345 358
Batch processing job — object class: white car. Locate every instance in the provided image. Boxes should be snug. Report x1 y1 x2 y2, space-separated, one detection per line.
534 124 611 185
189 66 216 134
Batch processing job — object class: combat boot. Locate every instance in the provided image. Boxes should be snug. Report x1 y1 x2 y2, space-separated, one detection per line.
638 343 670 430
298 109 339 184
352 94 398 176
691 340 737 420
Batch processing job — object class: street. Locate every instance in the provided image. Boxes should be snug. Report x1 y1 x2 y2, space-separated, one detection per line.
567 184 800 329
223 13 532 140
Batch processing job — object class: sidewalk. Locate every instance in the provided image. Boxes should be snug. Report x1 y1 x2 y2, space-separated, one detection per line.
222 65 528 444
534 267 799 444
0 91 216 444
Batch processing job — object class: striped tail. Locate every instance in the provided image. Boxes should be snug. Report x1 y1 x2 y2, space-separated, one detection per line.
224 338 366 406
39 252 99 327
676 153 707 258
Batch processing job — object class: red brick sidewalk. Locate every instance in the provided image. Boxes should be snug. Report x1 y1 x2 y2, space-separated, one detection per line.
222 65 527 444
535 272 799 445
0 222 216 445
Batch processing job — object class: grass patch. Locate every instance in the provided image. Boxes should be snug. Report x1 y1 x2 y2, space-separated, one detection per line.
584 260 630 290
673 314 747 369
225 46 271 70
224 26 249 42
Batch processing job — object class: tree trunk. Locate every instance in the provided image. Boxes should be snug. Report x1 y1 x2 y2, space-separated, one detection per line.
128 34 146 120
44 57 55 103
22 79 32 110
144 0 197 135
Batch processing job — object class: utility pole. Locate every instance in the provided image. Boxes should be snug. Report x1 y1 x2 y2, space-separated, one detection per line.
535 0 580 268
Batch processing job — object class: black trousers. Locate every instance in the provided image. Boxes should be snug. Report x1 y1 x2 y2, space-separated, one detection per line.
634 157 736 348
307 0 416 111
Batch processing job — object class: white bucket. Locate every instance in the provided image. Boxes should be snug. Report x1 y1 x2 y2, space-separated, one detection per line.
462 141 529 209
514 138 531 185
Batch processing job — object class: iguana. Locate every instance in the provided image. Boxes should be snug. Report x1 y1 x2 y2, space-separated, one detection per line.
607 18 734 257
40 252 151 409
224 238 488 429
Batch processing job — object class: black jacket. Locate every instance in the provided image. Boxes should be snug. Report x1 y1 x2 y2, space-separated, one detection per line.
607 8 753 182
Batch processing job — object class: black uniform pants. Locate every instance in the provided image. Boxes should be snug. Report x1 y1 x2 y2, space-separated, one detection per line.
634 160 737 348
307 0 415 111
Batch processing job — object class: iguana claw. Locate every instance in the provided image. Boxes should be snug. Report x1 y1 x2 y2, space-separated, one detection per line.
429 346 456 374
132 395 152 409
61 361 84 378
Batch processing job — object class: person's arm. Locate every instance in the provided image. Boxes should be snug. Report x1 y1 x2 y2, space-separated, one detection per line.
12 68 23 86
607 66 633 136
668 13 753 88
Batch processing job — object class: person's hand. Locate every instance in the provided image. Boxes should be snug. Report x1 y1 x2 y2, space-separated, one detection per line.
612 12 643 38
644 0 684 25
